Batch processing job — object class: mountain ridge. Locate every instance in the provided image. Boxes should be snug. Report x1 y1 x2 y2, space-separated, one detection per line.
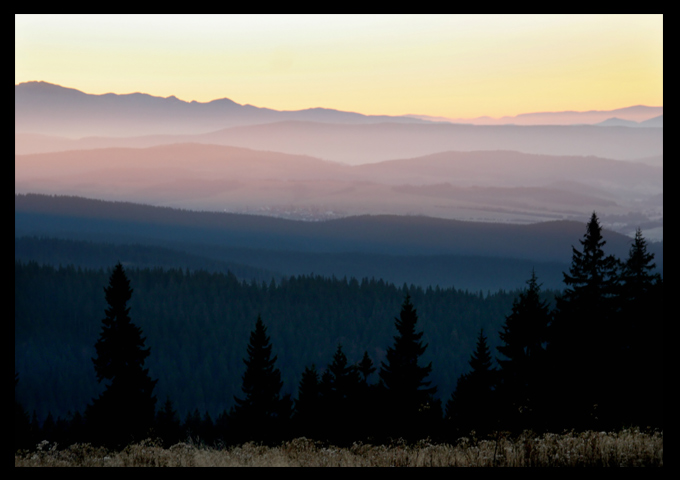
408 105 663 126
15 193 661 263
15 144 663 232
16 81 663 137
15 81 431 137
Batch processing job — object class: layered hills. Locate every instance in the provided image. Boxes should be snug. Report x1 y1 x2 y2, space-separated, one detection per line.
14 82 664 288
15 193 662 292
418 105 663 126
16 82 663 138
15 120 664 163
15 144 663 233
16 82 663 163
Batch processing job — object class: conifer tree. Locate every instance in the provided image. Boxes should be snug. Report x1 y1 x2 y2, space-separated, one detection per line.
326 344 362 406
548 213 621 430
15 372 31 451
86 262 157 448
231 315 291 443
358 351 377 385
617 228 663 427
560 212 621 305
319 344 363 443
446 329 497 436
156 396 181 447
355 350 380 441
496 271 551 431
379 294 437 439
294 364 322 439
620 228 660 300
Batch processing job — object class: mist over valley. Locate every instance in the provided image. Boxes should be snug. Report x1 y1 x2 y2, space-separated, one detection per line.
15 81 664 286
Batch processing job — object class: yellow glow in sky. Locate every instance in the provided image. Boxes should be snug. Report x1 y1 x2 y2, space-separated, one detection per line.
15 14 663 119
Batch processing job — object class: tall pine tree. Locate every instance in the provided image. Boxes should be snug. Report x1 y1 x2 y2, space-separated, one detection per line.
379 294 437 440
617 228 663 428
294 364 322 439
548 213 621 430
231 315 291 443
620 228 660 300
496 271 551 431
15 372 31 451
446 328 497 437
155 396 181 447
318 344 363 444
86 262 157 448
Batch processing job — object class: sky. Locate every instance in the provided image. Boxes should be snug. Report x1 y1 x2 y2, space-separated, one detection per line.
15 14 663 120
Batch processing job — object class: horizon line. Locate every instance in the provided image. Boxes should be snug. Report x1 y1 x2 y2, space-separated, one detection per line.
15 80 663 122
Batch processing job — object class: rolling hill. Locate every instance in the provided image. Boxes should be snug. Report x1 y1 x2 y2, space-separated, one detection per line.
15 144 663 231
15 193 663 292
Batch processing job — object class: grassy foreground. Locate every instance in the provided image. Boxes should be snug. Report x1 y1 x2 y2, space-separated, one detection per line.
15 429 662 467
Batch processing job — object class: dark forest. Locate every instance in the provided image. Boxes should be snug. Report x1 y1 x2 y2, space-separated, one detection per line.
15 213 663 449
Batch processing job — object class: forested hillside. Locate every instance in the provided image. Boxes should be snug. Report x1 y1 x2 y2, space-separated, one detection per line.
15 213 663 449
16 194 662 292
15 261 526 423
14 236 280 284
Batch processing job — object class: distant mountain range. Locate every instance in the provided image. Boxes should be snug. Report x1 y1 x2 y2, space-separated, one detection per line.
409 106 663 126
595 115 663 128
15 120 664 163
15 144 663 230
16 81 663 138
15 81 430 137
14 81 663 240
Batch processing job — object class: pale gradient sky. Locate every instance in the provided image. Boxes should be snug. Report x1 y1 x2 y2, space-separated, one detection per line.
15 14 663 119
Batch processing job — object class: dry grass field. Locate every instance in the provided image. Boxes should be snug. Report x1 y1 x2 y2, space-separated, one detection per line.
15 428 662 467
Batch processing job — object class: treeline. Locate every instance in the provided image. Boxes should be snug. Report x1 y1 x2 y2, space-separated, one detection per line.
15 263 522 424
445 215 663 437
14 235 279 284
15 213 662 449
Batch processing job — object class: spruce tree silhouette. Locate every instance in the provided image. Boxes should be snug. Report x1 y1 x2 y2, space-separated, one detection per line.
15 372 31 451
561 212 620 302
294 364 322 439
379 294 437 440
496 271 551 432
358 351 377 384
548 212 621 430
446 328 497 437
618 228 663 428
356 351 379 441
231 315 291 443
326 345 362 406
155 396 181 447
320 344 363 444
86 262 157 448
620 228 660 299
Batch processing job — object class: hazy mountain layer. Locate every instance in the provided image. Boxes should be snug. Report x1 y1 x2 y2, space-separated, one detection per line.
15 194 662 265
14 194 663 292
16 82 663 139
412 105 663 126
15 81 429 138
15 144 663 235
15 119 663 163
595 115 663 128
14 235 566 292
